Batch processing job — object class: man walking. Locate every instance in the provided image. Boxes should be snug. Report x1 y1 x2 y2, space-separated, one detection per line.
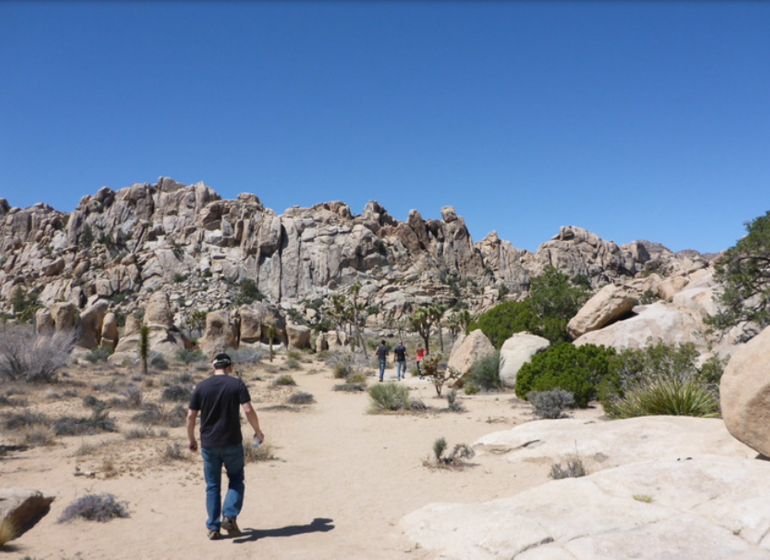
394 340 407 381
376 340 388 382
187 353 264 540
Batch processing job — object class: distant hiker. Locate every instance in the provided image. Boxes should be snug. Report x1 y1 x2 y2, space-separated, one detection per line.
377 340 388 382
416 347 425 379
187 353 265 541
394 341 407 381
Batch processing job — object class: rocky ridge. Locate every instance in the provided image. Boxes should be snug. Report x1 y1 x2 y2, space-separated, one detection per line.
0 177 708 334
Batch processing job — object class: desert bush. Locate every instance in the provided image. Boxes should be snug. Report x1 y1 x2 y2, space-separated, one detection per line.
550 456 587 479
368 383 410 412
149 351 168 371
244 441 275 463
85 347 112 364
409 398 428 412
466 351 501 391
230 347 262 365
82 395 106 409
446 388 465 412
273 374 296 387
53 406 116 436
176 348 205 364
121 383 143 408
420 353 462 397
468 300 537 348
515 343 615 407
429 437 475 467
74 442 99 457
286 391 314 405
124 427 157 440
161 384 192 402
527 388 575 419
326 352 368 380
600 341 723 418
333 383 366 392
132 403 186 428
284 357 302 370
20 426 56 447
3 409 51 431
161 442 188 462
0 329 75 383
57 493 129 523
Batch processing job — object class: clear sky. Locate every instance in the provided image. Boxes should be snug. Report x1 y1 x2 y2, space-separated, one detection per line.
1 1 768 254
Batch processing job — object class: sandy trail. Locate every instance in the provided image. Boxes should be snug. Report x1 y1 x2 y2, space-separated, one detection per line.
1 357 580 560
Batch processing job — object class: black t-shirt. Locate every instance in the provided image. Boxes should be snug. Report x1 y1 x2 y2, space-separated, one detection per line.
376 345 388 362
394 345 406 362
189 374 251 448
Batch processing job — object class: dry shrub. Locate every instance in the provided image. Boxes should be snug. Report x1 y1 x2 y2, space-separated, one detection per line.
57 493 129 523
0 329 75 383
244 441 276 463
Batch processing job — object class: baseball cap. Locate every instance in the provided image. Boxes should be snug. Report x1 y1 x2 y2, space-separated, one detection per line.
213 353 232 369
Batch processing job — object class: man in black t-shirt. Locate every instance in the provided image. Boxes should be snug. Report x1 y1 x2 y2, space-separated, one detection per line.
376 340 388 382
187 353 264 540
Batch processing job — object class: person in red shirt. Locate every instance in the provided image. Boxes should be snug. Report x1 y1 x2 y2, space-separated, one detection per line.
416 347 425 379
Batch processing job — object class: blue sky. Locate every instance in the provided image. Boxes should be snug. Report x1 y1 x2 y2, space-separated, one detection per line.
1 1 768 254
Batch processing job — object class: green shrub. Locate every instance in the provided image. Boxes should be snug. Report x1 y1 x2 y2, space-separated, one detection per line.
468 300 537 349
287 391 314 405
446 388 465 412
176 348 204 364
466 351 501 391
607 377 720 419
273 374 296 387
368 383 410 412
429 437 475 467
515 343 615 408
85 347 112 363
233 278 264 306
550 456 587 479
57 493 129 523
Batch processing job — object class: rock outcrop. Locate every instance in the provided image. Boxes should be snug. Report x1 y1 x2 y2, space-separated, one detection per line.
498 333 550 388
0 488 55 539
447 329 495 376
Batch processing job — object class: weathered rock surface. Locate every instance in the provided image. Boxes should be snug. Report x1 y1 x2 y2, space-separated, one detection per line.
721 325 770 458
447 329 495 376
402 416 765 560
498 333 550 388
567 283 635 339
199 310 237 357
0 488 55 538
402 455 770 560
286 323 311 350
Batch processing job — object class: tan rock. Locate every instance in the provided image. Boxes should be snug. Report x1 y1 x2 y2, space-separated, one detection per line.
286 323 311 350
101 312 119 350
498 333 550 388
567 284 636 339
199 310 237 357
144 292 173 329
77 300 108 349
0 488 55 537
447 329 495 376
720 325 770 458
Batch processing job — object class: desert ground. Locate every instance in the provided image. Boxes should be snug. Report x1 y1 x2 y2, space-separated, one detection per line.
1 349 603 560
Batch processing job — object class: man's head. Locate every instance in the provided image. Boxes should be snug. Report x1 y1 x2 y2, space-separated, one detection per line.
212 353 232 372
381 340 386 346
399 340 403 346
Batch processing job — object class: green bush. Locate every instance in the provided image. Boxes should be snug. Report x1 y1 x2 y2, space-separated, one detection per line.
466 351 501 391
468 300 537 348
368 383 410 412
176 348 205 364
515 343 615 408
273 374 296 387
85 347 112 364
528 388 575 419
607 377 719 419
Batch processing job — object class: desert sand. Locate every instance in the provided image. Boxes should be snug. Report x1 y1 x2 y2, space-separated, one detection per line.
1 353 603 560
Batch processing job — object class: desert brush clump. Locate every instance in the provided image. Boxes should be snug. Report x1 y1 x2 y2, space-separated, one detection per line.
229 346 262 365
465 351 502 392
53 405 116 436
420 353 463 397
368 383 410 412
527 388 575 419
286 391 314 405
273 374 297 387
57 493 129 523
0 329 75 384
161 442 188 462
426 437 475 468
550 456 587 479
244 440 276 463
85 346 112 364
132 402 187 428
445 388 465 412
175 348 205 364
161 383 192 402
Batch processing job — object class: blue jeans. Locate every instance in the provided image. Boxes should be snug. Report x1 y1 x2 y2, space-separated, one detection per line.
378 360 386 381
201 444 245 531
397 360 406 380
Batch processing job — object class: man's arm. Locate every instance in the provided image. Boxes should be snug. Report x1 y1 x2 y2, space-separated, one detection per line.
186 408 199 452
241 402 264 442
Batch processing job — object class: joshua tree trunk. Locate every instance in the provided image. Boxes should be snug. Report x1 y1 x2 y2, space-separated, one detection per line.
139 325 149 376
267 326 275 362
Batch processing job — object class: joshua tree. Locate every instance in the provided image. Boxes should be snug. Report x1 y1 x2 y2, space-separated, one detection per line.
429 304 447 353
139 325 150 376
409 307 433 353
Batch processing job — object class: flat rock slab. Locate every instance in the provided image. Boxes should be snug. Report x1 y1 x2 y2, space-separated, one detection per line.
402 455 770 560
474 415 756 472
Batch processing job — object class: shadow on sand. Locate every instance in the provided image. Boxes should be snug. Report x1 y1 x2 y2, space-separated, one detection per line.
232 517 335 543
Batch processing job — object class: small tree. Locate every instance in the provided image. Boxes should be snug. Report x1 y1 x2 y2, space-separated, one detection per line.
420 353 463 397
429 304 447 353
267 326 275 362
139 326 150 376
409 307 433 353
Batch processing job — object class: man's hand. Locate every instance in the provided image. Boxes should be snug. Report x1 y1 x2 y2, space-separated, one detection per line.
188 440 198 452
255 430 265 443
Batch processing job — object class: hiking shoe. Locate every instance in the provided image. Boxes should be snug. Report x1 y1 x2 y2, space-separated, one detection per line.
221 517 242 536
207 529 221 540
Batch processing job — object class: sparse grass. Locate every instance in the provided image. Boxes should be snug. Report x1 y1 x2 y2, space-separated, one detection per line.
273 374 296 387
286 391 314 405
550 456 587 479
425 437 475 468
20 425 56 447
368 383 410 412
124 427 157 440
57 493 129 523
333 383 366 392
3 409 51 431
74 442 99 457
284 357 302 370
53 406 116 436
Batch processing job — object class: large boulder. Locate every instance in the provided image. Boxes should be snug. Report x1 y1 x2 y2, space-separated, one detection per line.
0 488 55 538
199 310 237 357
286 323 311 350
567 283 635 339
720 325 770 458
77 300 108 349
498 333 550 388
447 329 495 376
238 302 286 345
100 312 119 350
144 292 174 329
